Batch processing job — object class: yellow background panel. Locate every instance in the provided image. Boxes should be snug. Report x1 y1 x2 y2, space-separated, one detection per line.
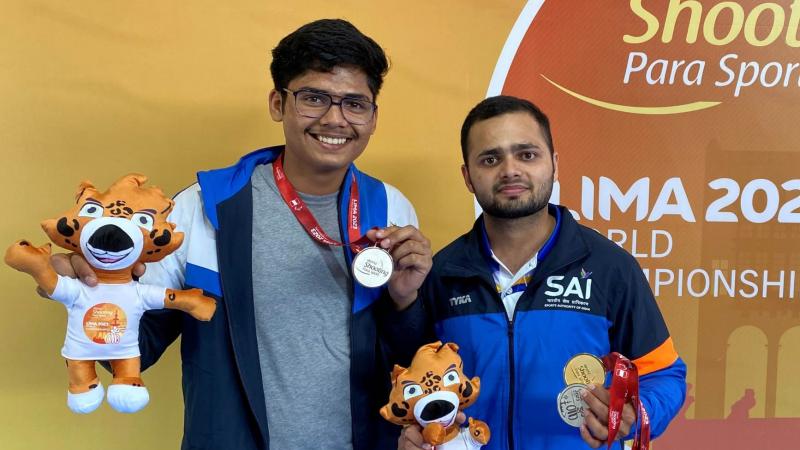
0 1 525 448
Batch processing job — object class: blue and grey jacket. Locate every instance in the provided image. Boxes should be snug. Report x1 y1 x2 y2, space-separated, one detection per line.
138 146 419 450
413 205 686 450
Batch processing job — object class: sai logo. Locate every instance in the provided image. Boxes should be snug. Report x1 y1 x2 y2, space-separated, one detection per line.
544 275 593 300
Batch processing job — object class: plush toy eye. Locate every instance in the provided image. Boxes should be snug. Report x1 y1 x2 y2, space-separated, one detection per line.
443 370 460 387
131 212 155 231
403 384 423 401
78 202 104 218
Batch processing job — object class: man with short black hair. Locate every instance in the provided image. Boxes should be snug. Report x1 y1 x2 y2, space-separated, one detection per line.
398 96 686 450
57 19 431 450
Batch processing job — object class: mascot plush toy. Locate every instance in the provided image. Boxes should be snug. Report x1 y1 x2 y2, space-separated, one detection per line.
381 341 491 449
5 173 216 414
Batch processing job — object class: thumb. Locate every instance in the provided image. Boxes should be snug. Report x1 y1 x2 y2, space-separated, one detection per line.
132 261 147 278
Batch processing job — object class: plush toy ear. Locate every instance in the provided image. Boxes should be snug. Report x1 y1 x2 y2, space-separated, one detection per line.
444 342 460 353
160 198 175 216
111 173 148 189
469 376 481 397
75 180 96 203
379 404 391 421
391 364 406 383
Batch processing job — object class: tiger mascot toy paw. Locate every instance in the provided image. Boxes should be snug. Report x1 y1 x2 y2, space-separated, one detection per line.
380 341 490 449
5 173 216 414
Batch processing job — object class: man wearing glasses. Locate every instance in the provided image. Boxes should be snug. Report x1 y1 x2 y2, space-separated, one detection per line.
54 19 432 450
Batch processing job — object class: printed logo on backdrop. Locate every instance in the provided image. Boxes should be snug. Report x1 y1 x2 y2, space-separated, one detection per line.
487 0 800 443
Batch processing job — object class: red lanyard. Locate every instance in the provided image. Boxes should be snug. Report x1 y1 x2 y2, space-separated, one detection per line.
601 352 650 450
272 154 372 251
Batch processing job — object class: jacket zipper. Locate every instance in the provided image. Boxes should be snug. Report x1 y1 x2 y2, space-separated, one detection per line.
512 254 585 449
507 316 516 450
492 280 518 450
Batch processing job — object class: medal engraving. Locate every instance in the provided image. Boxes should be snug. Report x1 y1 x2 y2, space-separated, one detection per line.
557 384 589 428
352 247 393 288
564 353 606 386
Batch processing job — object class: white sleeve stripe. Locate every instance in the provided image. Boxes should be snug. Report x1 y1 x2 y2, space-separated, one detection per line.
384 182 419 228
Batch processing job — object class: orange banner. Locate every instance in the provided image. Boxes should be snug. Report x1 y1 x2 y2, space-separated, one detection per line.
491 1 800 447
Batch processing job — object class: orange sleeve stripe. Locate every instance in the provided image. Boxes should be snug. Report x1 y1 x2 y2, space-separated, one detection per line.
633 337 679 376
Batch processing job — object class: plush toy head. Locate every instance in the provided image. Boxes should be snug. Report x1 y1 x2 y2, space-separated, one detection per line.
40 173 182 271
380 341 481 428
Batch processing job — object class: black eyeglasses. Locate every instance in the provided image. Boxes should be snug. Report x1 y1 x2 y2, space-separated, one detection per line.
283 88 377 125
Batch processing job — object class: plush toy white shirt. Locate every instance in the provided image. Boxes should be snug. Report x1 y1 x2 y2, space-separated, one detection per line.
51 275 165 360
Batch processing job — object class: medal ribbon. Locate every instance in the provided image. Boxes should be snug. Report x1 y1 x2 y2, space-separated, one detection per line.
273 153 372 251
632 403 650 450
601 352 650 450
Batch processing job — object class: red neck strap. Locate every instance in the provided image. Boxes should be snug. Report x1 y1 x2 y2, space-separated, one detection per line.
272 154 372 251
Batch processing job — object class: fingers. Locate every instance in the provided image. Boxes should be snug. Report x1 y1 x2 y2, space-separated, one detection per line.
581 385 610 444
581 402 608 442
392 242 433 273
70 253 98 286
49 253 77 278
40 252 96 296
582 384 609 421
374 225 430 252
374 226 432 269
132 261 147 278
579 422 604 448
390 238 427 262
581 383 638 443
620 401 638 436
398 424 430 450
65 253 97 286
587 383 610 403
365 227 384 243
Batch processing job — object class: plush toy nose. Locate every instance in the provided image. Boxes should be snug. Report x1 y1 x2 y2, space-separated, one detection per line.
420 400 455 421
88 224 134 252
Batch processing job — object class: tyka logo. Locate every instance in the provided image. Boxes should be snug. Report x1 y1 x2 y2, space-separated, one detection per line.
448 294 472 307
544 275 593 300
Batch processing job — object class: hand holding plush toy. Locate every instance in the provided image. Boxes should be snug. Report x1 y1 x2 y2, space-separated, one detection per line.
381 341 490 449
5 174 216 414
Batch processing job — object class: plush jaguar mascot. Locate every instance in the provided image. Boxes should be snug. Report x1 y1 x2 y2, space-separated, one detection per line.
5 174 216 414
381 341 490 449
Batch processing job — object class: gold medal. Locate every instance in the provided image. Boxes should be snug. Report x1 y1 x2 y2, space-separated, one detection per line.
563 353 605 386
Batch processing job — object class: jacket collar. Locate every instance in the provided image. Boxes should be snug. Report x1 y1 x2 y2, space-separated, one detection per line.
440 205 590 284
197 145 283 229
478 204 562 273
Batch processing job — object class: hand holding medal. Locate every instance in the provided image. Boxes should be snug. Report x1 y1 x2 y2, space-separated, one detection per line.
365 225 432 310
273 153 431 303
558 353 650 450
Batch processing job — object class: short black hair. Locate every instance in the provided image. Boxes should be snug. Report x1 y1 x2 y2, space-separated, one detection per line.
460 95 554 164
270 19 389 99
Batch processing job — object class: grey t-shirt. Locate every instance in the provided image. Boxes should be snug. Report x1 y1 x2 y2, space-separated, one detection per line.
251 163 352 450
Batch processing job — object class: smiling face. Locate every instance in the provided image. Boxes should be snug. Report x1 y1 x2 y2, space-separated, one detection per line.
380 342 480 428
41 174 183 271
462 111 559 219
268 65 377 178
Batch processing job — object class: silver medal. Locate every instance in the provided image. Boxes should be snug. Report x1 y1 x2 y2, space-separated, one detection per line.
557 384 589 427
352 246 393 288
